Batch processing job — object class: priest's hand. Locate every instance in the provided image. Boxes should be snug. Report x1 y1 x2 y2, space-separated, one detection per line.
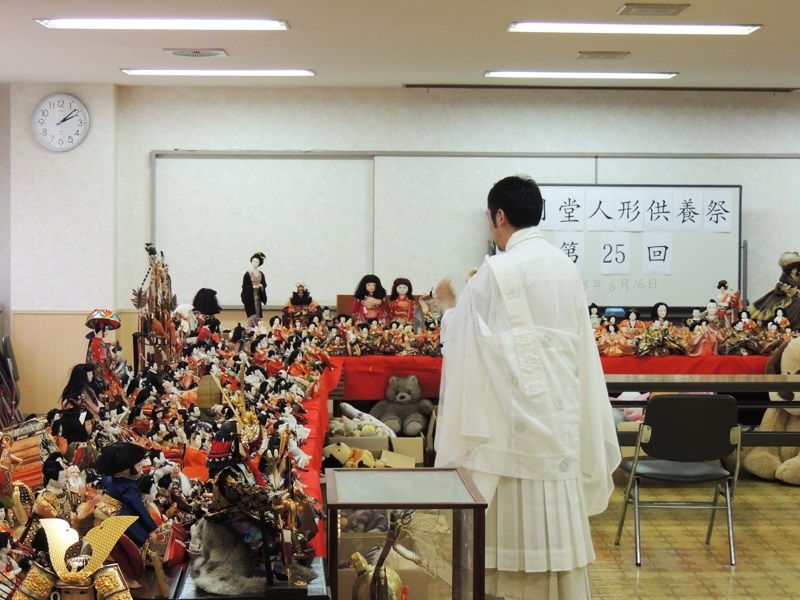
435 279 456 312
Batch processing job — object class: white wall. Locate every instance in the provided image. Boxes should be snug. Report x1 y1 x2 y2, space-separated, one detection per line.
0 85 9 336
115 86 800 310
9 84 116 311
6 85 800 314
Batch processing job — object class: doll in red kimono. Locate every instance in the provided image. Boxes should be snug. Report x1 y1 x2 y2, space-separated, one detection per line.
351 275 389 325
388 278 416 325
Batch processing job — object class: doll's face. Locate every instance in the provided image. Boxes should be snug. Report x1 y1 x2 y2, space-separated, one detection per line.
629 311 637 320
734 321 744 331
0 508 6 522
769 322 778 331
776 309 784 317
657 304 667 319
590 306 598 315
692 309 701 319
707 301 717 314
741 311 749 320
251 257 261 269
87 370 93 382
365 282 376 293
396 284 409 297
296 285 306 296
608 316 616 324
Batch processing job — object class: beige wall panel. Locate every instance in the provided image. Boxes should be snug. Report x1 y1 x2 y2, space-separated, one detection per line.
11 311 119 415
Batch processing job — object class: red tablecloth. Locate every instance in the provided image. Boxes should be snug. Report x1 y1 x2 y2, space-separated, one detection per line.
330 356 441 400
599 355 770 374
330 355 773 400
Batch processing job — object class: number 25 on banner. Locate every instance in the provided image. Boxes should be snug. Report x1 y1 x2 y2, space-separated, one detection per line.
600 232 631 275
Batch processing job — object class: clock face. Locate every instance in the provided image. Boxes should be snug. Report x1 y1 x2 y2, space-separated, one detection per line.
31 93 90 152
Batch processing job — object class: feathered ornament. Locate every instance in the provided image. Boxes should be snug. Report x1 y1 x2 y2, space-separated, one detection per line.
392 509 452 579
131 287 148 311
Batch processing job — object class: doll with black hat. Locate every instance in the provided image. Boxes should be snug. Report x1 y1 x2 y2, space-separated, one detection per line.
95 442 158 548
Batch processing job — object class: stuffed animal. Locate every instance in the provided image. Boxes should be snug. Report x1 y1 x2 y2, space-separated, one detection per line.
742 337 800 484
370 375 434 437
321 442 386 469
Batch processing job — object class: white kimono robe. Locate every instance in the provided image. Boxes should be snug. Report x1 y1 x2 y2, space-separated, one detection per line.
435 226 620 573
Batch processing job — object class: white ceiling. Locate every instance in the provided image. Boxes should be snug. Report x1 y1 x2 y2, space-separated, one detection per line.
1 0 798 90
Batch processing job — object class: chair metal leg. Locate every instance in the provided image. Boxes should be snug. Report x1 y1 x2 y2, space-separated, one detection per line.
705 484 721 545
724 478 736 565
633 477 642 566
615 474 634 545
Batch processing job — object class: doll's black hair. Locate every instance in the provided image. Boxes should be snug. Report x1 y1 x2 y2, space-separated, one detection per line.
51 409 91 444
650 302 670 320
353 275 387 300
138 474 156 496
0 531 12 550
192 288 221 316
61 364 94 401
42 452 66 486
250 252 266 266
390 278 414 301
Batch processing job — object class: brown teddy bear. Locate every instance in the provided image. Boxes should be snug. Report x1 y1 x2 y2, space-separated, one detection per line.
369 375 434 437
742 337 800 484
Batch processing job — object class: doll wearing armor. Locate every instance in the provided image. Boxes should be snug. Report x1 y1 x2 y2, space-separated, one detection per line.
241 253 268 327
749 252 800 327
351 275 389 325
282 284 320 328
387 278 416 325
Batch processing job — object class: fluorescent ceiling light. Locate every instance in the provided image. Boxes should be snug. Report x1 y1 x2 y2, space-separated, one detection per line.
485 71 677 80
121 69 313 77
508 22 761 35
36 18 287 31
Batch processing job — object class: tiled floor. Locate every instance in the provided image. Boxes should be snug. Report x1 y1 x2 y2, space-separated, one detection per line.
590 474 800 599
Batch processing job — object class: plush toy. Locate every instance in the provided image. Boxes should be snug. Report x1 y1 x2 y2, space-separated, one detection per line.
742 337 800 484
370 375 434 437
321 442 385 469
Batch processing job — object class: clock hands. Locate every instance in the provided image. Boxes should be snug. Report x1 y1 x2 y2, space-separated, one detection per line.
55 109 79 126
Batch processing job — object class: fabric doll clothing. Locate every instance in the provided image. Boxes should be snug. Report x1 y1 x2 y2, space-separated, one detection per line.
388 297 415 324
241 271 267 318
101 476 158 546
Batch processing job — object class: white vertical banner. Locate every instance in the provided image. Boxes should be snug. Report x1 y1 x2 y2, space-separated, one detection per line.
614 188 645 232
643 189 675 232
554 231 586 273
643 233 674 275
585 188 617 231
672 189 704 232
599 232 632 275
540 187 585 231
702 188 734 232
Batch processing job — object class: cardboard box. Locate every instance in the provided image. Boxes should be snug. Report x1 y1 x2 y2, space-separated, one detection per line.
374 449 416 469
390 435 425 467
327 435 390 453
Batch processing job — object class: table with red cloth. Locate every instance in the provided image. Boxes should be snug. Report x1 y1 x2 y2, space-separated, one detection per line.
329 355 772 401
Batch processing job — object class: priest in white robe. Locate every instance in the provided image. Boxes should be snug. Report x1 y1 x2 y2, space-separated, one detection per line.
434 175 621 600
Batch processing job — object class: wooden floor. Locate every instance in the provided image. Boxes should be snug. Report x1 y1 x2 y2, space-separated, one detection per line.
590 474 800 599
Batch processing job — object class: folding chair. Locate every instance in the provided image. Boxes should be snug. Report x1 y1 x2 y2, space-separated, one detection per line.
614 393 741 566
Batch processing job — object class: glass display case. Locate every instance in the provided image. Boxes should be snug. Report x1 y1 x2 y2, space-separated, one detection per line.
326 468 487 600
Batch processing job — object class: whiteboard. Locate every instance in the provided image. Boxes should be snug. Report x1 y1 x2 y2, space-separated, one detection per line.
152 154 741 311
154 156 374 307
539 184 741 308
373 155 596 295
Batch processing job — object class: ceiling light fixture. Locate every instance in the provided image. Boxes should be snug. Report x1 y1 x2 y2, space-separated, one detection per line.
508 22 761 35
121 69 314 77
485 71 677 80
36 18 288 30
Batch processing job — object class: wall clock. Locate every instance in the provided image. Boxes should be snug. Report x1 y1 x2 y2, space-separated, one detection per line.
31 92 90 152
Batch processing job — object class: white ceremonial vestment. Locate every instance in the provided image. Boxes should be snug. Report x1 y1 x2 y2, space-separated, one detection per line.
434 226 621 575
